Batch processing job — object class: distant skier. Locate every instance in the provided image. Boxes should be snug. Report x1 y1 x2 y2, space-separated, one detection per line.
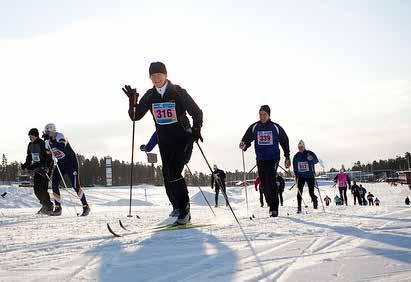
21 128 54 215
43 123 90 216
334 195 342 206
405 196 410 205
211 165 227 207
359 184 367 205
240 105 291 217
351 181 361 205
334 169 351 206
292 140 319 213
141 132 177 215
375 197 380 206
276 175 285 206
324 195 331 206
254 176 266 207
123 62 203 225
367 192 375 206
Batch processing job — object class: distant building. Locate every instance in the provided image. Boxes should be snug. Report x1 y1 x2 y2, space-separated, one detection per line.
398 170 411 184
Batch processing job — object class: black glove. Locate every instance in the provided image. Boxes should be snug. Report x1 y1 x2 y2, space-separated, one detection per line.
192 127 203 143
42 133 50 140
122 85 139 105
140 144 146 152
21 163 27 170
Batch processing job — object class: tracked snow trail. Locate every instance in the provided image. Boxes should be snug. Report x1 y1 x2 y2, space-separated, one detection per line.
0 183 410 281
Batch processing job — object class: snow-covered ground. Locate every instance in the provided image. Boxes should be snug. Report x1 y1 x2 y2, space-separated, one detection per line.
0 182 410 282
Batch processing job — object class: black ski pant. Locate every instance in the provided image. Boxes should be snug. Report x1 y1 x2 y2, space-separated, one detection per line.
353 193 361 205
361 195 367 205
368 199 374 206
257 160 279 212
215 184 227 206
159 138 193 213
339 186 348 205
33 173 53 208
297 177 318 209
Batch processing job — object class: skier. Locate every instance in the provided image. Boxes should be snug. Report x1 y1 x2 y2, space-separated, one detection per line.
334 195 342 206
375 197 380 206
334 169 351 206
359 184 367 205
239 105 291 217
211 165 227 207
324 195 331 206
140 132 177 215
292 140 319 213
367 192 375 206
277 175 285 206
42 123 90 216
351 181 361 205
21 128 54 215
123 62 203 225
405 196 410 205
254 176 266 207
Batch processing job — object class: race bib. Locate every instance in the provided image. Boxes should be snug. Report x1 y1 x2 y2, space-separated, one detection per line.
152 102 177 125
51 148 66 160
31 153 40 163
298 161 309 172
257 131 273 145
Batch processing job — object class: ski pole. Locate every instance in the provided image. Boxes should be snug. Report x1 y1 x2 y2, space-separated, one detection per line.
195 141 267 275
241 151 250 218
45 142 79 216
127 102 140 218
185 164 215 217
247 164 257 174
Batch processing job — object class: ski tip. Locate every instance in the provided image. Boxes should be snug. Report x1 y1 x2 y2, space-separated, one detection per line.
119 220 128 231
136 215 141 219
107 223 121 237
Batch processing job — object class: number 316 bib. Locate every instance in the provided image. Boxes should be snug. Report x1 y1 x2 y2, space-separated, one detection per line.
152 102 178 125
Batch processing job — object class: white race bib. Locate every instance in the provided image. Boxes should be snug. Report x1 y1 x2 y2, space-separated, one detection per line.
152 102 177 125
31 153 40 163
297 161 309 172
52 148 66 160
257 131 273 145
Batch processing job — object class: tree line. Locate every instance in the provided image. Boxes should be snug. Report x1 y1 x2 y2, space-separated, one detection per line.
1 152 409 186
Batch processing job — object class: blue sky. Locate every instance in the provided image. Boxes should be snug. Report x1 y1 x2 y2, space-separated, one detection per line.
0 0 410 172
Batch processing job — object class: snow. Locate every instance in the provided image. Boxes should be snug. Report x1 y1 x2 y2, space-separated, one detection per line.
1 182 410 281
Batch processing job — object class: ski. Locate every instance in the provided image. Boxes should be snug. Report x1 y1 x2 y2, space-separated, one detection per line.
107 221 214 237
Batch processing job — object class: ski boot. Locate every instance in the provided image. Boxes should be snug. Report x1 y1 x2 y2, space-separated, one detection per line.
51 205 62 216
260 203 264 208
269 210 278 217
297 207 302 214
80 205 91 216
175 203 191 225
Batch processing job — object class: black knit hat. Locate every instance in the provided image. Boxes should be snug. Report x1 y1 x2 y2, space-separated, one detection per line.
149 62 167 76
28 128 39 137
259 105 271 116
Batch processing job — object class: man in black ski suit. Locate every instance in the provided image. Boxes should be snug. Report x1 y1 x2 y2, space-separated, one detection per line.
123 62 203 225
211 164 227 207
21 128 54 214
